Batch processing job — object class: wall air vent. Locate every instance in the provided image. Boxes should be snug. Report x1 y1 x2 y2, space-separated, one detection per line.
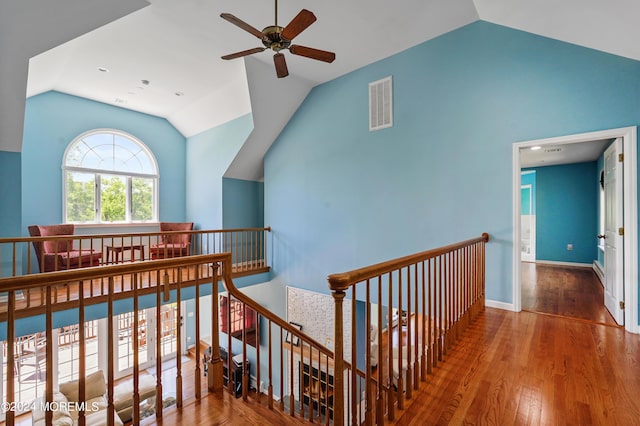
369 76 393 131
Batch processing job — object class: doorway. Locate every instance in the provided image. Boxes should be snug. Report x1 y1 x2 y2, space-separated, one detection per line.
512 127 639 334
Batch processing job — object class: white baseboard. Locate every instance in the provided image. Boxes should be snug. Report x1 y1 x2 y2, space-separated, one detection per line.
536 260 592 268
485 299 516 311
592 261 604 286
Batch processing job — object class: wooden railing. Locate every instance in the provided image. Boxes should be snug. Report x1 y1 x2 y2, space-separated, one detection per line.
218 263 347 424
328 233 489 425
0 227 270 278
0 254 226 426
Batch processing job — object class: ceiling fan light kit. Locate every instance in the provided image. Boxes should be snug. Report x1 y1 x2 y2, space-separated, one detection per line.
220 0 335 78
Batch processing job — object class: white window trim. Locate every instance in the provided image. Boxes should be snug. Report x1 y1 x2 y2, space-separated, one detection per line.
62 129 159 225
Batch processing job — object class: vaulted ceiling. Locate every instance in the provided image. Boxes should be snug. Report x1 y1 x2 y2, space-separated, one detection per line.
3 0 640 174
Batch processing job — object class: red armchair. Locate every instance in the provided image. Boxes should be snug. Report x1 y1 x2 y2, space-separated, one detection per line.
28 224 102 272
150 222 194 259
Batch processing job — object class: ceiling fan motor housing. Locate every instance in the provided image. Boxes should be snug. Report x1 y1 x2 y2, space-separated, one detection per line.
262 26 291 52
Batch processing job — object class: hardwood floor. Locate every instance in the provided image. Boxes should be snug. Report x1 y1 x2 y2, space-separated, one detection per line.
395 308 640 425
11 307 640 425
521 262 618 326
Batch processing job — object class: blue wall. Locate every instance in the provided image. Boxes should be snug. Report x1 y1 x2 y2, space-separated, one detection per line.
534 162 597 263
21 91 187 229
222 178 264 229
185 114 253 230
264 21 640 304
0 151 22 276
0 151 21 237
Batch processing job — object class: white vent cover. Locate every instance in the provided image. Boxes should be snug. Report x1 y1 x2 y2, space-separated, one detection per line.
369 76 393 131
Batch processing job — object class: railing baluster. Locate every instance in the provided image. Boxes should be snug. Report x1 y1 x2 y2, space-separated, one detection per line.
107 276 115 426
195 266 202 400
350 285 357 423
176 271 183 408
78 280 86 426
6 290 15 426
132 273 140 425
156 270 164 418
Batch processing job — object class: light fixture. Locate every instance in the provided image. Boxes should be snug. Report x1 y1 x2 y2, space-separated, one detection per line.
97 67 109 73
530 146 541 151
175 91 184 97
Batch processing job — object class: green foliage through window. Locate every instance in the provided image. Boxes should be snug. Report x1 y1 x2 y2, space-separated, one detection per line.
63 130 158 224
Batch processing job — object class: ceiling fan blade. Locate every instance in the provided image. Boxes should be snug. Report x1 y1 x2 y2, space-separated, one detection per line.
274 53 289 78
221 47 266 60
281 9 316 40
289 45 336 63
220 13 265 39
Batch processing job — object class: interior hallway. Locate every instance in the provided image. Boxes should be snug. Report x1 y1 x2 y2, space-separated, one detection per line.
521 262 618 326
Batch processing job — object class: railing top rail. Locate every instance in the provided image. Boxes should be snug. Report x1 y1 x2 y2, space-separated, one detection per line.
0 253 227 292
0 226 271 244
327 233 489 291
219 261 336 360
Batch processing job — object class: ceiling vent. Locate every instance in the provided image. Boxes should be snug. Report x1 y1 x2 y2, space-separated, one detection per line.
369 76 393 131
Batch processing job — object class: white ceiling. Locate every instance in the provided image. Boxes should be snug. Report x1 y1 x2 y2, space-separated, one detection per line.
5 0 640 171
520 139 612 168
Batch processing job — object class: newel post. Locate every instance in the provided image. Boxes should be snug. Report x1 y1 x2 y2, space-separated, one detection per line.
208 263 224 392
332 289 346 426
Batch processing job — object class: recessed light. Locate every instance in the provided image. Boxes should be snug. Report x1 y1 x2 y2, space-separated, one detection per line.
97 67 109 72
530 146 541 151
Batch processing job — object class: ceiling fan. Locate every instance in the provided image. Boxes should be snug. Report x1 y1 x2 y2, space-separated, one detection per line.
220 0 336 78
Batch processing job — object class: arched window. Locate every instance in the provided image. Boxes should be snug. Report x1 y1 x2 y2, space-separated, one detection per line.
63 129 159 224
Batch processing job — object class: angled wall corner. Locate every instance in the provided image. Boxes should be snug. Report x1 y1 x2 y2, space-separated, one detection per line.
223 56 314 181
185 113 254 230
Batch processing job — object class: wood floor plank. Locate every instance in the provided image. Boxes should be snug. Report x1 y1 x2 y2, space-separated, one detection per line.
521 263 618 326
395 308 640 426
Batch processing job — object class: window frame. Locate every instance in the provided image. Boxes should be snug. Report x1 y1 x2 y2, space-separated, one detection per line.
62 129 159 225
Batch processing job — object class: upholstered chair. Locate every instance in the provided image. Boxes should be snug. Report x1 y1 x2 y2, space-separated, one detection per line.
150 222 194 259
28 224 102 272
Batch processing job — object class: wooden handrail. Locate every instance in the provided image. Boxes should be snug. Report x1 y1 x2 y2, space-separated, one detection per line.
329 233 490 425
328 233 489 291
219 261 334 360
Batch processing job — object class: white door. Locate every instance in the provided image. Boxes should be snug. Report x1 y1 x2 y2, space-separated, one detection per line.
603 138 625 325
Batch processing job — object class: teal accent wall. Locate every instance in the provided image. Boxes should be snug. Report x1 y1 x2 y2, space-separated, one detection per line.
222 178 264 229
264 21 640 304
534 162 597 263
21 91 187 229
0 151 22 276
185 114 253 230
0 151 21 238
521 171 536 215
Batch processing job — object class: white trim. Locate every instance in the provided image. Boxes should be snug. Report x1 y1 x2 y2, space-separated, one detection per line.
535 260 592 268
485 299 516 311
593 261 604 286
513 126 639 334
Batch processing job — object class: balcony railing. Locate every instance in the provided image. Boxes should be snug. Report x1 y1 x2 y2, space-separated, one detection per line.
0 226 270 278
328 233 489 424
0 253 229 426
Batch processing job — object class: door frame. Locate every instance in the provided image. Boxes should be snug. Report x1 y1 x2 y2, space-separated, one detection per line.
512 126 638 334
